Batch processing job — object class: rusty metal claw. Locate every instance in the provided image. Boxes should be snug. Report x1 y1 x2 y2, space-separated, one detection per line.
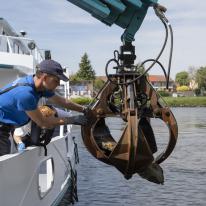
145 80 178 164
81 75 178 183
81 42 178 184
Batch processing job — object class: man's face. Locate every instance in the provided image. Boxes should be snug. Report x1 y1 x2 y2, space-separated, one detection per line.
43 74 60 91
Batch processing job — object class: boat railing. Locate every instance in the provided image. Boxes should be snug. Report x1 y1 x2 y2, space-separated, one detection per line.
0 34 44 66
56 81 72 136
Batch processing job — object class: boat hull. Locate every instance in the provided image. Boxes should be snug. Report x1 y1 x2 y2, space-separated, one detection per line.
0 133 77 206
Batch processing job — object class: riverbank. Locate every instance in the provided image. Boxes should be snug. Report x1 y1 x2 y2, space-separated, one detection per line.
70 96 206 107
163 97 206 107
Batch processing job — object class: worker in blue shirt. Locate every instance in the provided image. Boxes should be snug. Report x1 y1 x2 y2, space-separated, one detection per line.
0 59 88 156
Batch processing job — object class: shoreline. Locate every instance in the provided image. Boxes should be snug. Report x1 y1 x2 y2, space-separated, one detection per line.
163 96 206 107
70 96 206 107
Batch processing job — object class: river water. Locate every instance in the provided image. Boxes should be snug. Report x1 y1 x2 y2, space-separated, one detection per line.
71 107 206 206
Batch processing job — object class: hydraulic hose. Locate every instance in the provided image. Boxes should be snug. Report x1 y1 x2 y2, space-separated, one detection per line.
105 5 172 86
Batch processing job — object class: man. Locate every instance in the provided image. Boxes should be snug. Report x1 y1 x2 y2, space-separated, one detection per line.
13 105 73 152
0 59 87 156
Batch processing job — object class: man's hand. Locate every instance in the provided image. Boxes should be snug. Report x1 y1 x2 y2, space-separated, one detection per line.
66 115 88 126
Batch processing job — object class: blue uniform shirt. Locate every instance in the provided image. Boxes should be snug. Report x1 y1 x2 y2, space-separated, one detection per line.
0 75 55 126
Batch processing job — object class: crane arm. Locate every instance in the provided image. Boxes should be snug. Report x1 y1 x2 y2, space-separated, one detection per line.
67 0 158 42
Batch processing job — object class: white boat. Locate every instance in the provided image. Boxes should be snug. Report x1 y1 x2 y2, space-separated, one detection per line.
0 18 79 206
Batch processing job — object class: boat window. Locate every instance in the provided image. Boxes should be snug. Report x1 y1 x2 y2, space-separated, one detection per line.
38 158 54 198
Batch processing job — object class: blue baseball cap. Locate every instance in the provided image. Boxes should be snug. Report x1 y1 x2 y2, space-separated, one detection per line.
39 59 69 82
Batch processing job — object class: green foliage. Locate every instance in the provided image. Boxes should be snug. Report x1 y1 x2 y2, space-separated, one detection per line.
70 97 93 105
176 85 190 91
93 78 105 91
175 71 189 86
135 63 148 76
194 88 201 96
164 97 206 107
69 74 81 82
158 90 170 97
188 66 197 80
76 53 96 80
195 66 206 89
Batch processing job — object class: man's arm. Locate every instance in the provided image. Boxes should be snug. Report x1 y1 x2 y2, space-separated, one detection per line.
48 94 85 113
26 108 88 129
26 108 66 128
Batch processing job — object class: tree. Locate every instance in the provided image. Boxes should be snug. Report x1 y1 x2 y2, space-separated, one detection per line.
176 85 190 92
195 66 206 89
135 62 147 76
76 53 96 80
94 78 105 91
175 71 189 86
188 66 197 80
69 73 81 82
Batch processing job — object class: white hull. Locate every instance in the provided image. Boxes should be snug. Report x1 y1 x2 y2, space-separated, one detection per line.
0 132 78 206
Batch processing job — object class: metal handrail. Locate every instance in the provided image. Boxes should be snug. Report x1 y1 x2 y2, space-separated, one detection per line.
0 34 44 63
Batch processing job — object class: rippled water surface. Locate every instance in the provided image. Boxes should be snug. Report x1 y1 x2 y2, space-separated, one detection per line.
71 108 206 206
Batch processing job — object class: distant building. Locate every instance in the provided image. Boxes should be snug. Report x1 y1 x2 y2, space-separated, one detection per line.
96 75 175 91
70 80 93 98
148 75 175 91
92 74 176 95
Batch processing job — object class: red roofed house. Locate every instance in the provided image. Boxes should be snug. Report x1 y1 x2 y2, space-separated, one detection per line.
96 75 175 91
148 75 175 91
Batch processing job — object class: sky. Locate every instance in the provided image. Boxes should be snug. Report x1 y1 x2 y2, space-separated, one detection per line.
1 0 206 79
